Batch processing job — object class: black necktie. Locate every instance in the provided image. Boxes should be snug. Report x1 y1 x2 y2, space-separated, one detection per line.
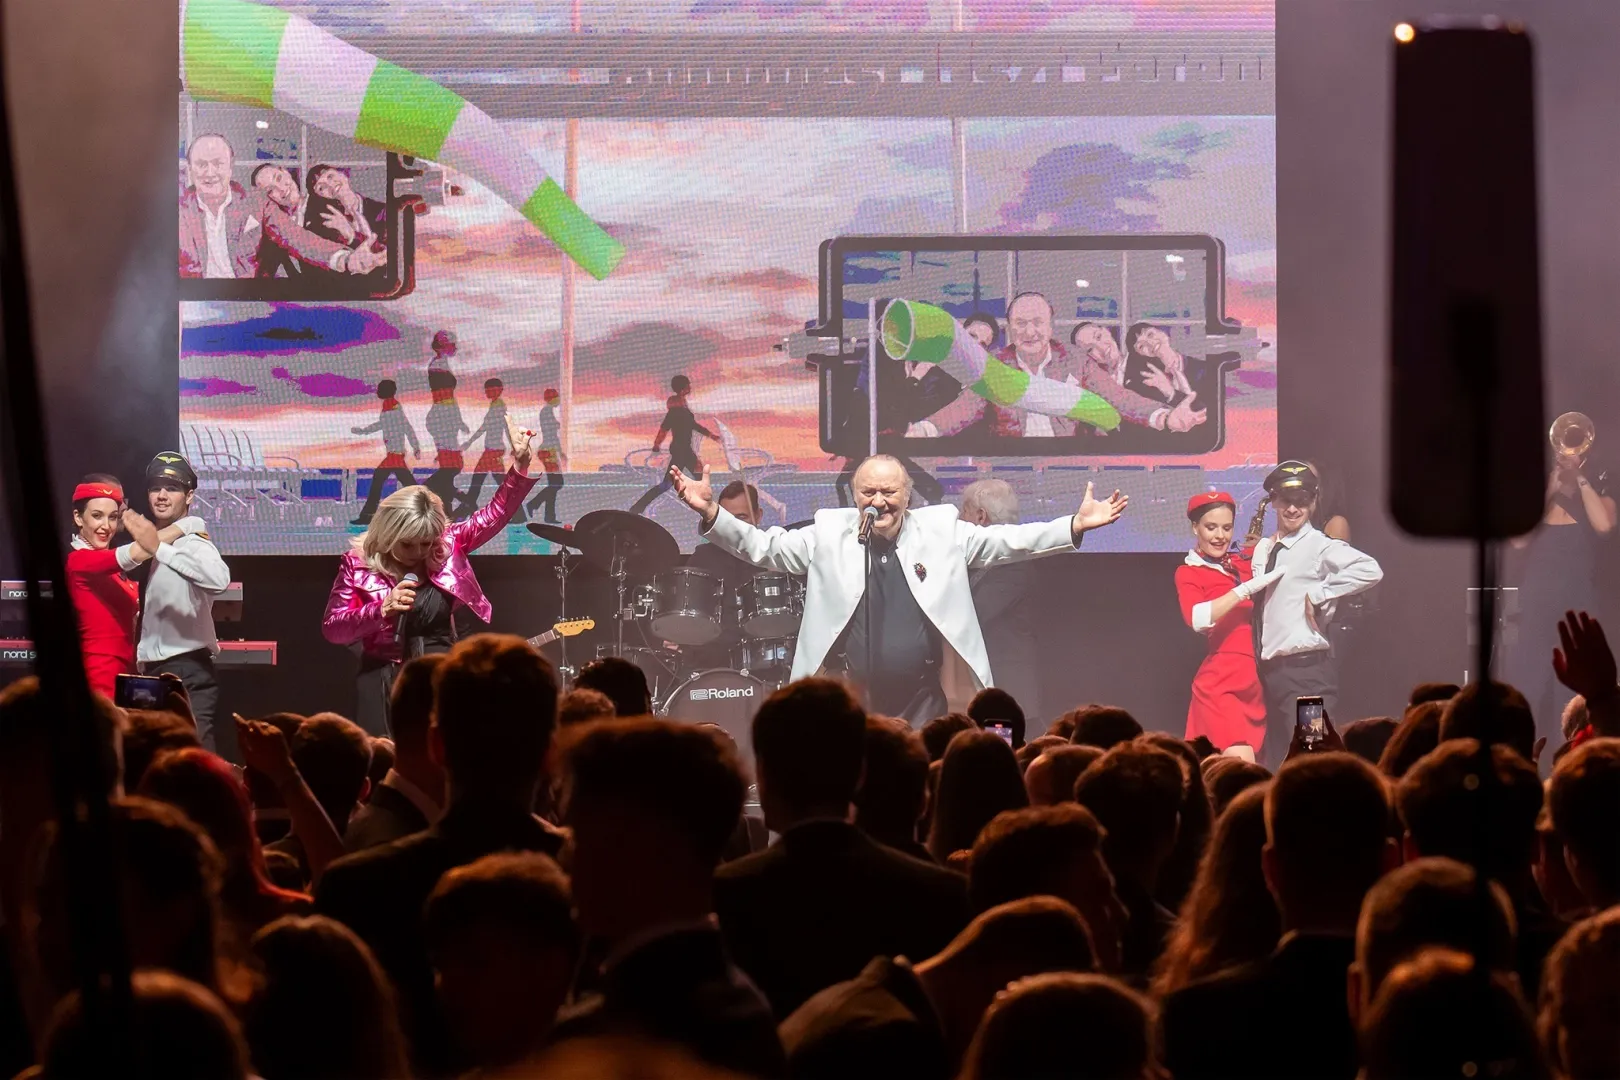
1251 541 1283 651
134 559 154 658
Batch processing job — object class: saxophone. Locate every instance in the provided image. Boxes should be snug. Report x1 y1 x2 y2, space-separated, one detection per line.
1242 495 1272 552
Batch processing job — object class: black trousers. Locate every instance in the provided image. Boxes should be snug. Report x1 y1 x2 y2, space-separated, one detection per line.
354 658 397 739
525 464 565 522
851 665 946 729
424 465 469 519
354 462 417 523
1257 650 1338 766
146 650 224 756
630 458 698 515
889 676 948 729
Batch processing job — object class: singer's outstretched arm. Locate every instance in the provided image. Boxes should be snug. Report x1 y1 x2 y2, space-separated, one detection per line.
672 465 817 573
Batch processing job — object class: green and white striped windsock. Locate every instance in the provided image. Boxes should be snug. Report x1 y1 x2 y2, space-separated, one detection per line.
180 0 625 280
881 299 1121 431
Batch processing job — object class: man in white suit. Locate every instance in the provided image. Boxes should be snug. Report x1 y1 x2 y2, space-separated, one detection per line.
670 455 1128 725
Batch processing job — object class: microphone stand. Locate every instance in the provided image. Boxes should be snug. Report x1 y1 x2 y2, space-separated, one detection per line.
864 535 874 709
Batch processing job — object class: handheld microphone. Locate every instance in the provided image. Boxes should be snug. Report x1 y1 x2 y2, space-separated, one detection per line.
394 572 420 645
857 504 880 546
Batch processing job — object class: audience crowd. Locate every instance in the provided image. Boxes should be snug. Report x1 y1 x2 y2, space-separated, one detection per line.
0 609 1618 1079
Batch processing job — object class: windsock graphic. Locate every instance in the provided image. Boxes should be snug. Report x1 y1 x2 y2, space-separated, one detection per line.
880 299 1121 432
180 0 625 280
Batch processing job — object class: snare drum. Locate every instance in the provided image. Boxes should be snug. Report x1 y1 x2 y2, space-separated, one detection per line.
733 637 794 682
663 669 768 758
736 571 803 638
648 568 725 646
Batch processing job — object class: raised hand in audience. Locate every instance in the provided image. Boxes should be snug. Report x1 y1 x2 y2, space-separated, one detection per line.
1554 610 1618 737
236 715 346 882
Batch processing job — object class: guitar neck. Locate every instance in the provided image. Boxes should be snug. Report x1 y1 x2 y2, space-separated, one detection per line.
528 630 558 649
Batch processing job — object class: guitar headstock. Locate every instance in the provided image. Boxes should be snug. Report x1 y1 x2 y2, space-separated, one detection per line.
553 617 595 637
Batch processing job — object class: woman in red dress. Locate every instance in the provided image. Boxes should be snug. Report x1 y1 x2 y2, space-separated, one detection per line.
64 475 197 696
1173 492 1284 754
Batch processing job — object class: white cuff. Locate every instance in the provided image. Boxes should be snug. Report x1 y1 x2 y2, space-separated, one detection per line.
1149 408 1169 431
330 248 350 272
153 541 177 565
1191 600 1215 633
115 543 140 572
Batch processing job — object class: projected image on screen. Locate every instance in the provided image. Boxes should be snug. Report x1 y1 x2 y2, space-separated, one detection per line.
177 0 1276 555
813 238 1259 459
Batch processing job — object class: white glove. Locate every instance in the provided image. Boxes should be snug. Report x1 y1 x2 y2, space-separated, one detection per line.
1233 562 1287 601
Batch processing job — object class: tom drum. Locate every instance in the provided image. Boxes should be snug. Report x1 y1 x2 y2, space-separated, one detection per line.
735 571 803 638
648 568 725 646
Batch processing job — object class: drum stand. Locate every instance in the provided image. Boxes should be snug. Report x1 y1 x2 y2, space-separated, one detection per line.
554 548 574 677
611 549 631 659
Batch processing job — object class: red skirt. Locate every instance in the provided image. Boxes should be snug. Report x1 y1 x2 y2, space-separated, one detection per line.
473 448 505 473
1186 649 1266 752
435 450 464 470
378 452 407 468
83 650 134 700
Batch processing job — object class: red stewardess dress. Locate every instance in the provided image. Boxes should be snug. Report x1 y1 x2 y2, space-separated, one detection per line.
1174 549 1266 752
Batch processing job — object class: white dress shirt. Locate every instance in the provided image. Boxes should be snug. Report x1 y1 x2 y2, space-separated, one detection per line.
1014 346 1057 437
1249 522 1382 662
200 192 238 279
137 517 231 665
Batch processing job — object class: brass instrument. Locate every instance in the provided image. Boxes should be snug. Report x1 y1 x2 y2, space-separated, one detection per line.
1550 412 1595 461
1243 494 1272 550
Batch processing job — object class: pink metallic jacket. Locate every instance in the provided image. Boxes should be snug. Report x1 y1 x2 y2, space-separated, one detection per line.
322 468 538 659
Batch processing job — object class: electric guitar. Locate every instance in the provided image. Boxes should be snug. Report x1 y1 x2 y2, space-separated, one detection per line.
528 617 595 650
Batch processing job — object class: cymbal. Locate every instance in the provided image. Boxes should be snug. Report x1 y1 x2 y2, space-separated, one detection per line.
526 521 588 549
574 510 681 575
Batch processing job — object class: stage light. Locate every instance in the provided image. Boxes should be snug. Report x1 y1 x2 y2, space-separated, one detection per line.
1075 278 1089 288
1394 23 1415 43
255 119 269 129
1164 254 1184 264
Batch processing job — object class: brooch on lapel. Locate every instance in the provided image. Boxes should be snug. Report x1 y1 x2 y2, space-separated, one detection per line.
913 563 927 582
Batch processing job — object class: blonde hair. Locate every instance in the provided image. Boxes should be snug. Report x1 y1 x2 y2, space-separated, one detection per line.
355 486 450 577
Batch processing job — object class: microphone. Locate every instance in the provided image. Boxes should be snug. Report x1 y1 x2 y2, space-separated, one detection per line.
857 505 880 546
394 572 420 646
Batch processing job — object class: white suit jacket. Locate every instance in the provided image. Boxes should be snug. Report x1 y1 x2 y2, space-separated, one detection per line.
704 504 1083 688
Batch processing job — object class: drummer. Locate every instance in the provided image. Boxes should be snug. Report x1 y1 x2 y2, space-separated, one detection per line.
683 481 768 670
688 481 763 587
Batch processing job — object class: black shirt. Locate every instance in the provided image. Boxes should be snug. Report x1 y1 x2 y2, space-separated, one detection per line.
403 582 456 658
838 534 940 706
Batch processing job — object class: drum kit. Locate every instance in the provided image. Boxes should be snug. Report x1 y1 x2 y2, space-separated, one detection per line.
528 511 806 753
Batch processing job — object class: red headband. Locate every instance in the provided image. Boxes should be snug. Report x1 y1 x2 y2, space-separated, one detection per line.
73 483 123 504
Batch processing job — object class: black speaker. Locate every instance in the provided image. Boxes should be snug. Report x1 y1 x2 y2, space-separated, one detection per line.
1389 21 1545 539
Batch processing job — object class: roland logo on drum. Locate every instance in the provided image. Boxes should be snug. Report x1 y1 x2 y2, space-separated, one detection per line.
691 685 756 701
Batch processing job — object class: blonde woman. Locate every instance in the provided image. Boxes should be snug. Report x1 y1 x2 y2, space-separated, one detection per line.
324 415 536 734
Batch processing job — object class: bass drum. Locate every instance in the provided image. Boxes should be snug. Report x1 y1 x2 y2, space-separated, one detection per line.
663 669 768 760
